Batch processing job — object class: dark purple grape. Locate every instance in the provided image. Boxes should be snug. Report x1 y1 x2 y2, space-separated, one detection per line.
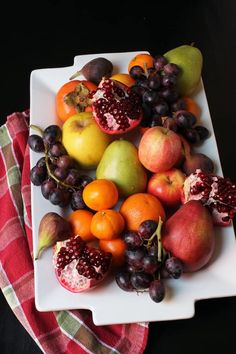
153 55 168 71
141 255 160 274
48 142 67 157
153 100 169 116
79 175 93 188
53 167 68 180
163 63 180 76
150 114 162 127
149 279 165 303
43 125 62 145
41 179 57 199
71 189 86 210
115 271 134 291
131 84 145 97
36 157 46 168
125 247 146 270
122 231 143 249
171 98 186 112
183 128 200 144
148 242 158 257
195 125 210 140
148 72 161 90
28 135 45 152
129 65 146 80
57 155 72 169
64 169 81 186
147 67 156 75
49 188 64 205
159 88 178 103
142 103 153 120
162 117 178 132
30 165 47 186
165 257 183 279
174 110 197 128
136 79 149 89
138 220 158 240
59 189 72 207
161 74 177 87
130 272 153 290
142 90 159 105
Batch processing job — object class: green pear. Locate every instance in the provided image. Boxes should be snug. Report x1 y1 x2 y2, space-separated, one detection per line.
96 140 147 197
164 44 203 96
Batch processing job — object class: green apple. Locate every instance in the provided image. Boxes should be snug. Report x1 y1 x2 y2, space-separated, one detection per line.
62 112 111 169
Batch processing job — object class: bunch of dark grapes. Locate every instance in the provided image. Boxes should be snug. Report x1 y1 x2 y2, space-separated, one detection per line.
130 55 209 144
115 219 183 303
28 125 92 209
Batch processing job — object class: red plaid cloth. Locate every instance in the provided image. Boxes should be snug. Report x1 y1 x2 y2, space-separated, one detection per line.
0 111 149 354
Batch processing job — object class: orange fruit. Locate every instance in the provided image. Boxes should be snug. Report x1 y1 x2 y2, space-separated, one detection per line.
99 238 127 267
91 209 125 240
82 179 119 211
111 73 135 87
67 209 95 241
182 96 201 118
120 193 166 231
128 53 154 73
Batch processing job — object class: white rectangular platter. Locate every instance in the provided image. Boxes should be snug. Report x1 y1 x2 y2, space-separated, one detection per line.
30 51 236 325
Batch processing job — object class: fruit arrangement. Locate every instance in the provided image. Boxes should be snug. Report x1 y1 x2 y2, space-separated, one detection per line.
30 46 236 304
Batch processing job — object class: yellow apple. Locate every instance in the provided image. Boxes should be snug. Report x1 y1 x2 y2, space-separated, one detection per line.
62 112 111 169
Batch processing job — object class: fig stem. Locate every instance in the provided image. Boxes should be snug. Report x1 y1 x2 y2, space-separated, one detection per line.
69 70 82 80
35 246 46 260
30 124 44 136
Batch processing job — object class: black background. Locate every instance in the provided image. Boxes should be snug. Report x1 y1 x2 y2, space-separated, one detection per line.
0 1 236 353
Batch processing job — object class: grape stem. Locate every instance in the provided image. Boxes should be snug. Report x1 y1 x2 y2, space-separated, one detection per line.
146 216 163 262
44 151 79 191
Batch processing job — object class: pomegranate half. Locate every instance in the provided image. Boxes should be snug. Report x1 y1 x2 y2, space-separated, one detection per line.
91 78 142 134
53 236 112 292
182 169 236 226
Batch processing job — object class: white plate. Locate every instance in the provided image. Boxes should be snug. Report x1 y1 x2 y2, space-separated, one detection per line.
30 51 236 325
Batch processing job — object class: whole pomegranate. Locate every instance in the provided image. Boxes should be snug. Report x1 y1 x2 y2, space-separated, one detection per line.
91 78 142 134
53 236 112 292
182 169 236 226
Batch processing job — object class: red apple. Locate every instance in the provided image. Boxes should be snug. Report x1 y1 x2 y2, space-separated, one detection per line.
147 168 186 208
138 127 182 173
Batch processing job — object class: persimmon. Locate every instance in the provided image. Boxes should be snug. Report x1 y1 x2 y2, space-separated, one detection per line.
99 238 127 266
82 179 119 211
128 53 154 73
56 80 97 122
91 209 125 240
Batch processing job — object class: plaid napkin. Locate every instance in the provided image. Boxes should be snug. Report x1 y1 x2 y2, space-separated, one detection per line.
0 111 149 354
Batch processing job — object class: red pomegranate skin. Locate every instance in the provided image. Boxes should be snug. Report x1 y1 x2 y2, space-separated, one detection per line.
162 200 215 272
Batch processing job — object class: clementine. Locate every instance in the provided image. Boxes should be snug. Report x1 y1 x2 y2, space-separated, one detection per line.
128 53 154 73
119 193 166 231
82 179 119 211
99 238 127 266
111 73 135 87
182 96 201 118
91 209 125 240
67 209 95 241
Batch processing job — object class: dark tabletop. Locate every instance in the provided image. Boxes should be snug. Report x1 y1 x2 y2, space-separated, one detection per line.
1 1 236 353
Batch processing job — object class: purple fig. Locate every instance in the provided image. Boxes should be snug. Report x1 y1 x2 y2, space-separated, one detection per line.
35 212 72 260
